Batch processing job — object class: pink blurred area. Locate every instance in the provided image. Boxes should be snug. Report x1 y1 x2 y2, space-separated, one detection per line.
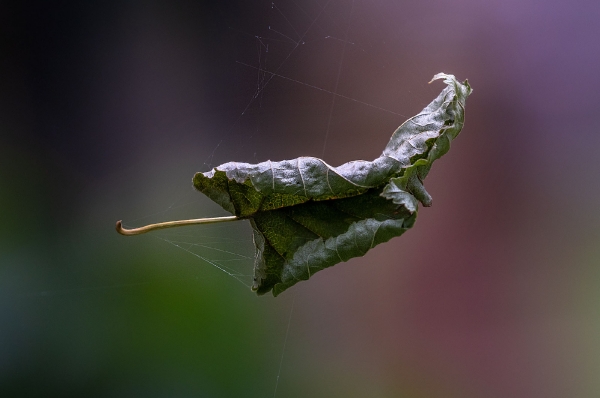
3 0 599 396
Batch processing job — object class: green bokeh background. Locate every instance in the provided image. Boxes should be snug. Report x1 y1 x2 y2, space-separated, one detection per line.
3 0 600 397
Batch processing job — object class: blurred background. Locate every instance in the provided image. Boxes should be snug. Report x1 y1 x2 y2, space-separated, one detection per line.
2 0 600 396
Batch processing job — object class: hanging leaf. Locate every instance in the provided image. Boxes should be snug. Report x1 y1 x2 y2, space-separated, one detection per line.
116 74 471 296
191 73 472 296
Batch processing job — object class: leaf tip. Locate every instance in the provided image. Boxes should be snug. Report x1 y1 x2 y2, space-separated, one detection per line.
428 72 453 84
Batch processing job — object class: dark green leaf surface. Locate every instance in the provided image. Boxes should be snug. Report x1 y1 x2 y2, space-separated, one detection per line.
194 74 472 296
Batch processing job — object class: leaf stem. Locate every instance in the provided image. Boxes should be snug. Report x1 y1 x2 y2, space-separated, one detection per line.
115 216 239 236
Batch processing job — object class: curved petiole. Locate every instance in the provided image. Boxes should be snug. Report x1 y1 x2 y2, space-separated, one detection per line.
115 216 239 236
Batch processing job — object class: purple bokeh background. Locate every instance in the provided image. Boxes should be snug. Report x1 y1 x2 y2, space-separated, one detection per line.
2 0 600 396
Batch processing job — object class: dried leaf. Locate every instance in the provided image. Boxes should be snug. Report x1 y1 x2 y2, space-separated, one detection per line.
194 74 472 296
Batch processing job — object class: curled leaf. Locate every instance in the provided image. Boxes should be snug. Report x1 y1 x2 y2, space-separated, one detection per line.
194 74 472 296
